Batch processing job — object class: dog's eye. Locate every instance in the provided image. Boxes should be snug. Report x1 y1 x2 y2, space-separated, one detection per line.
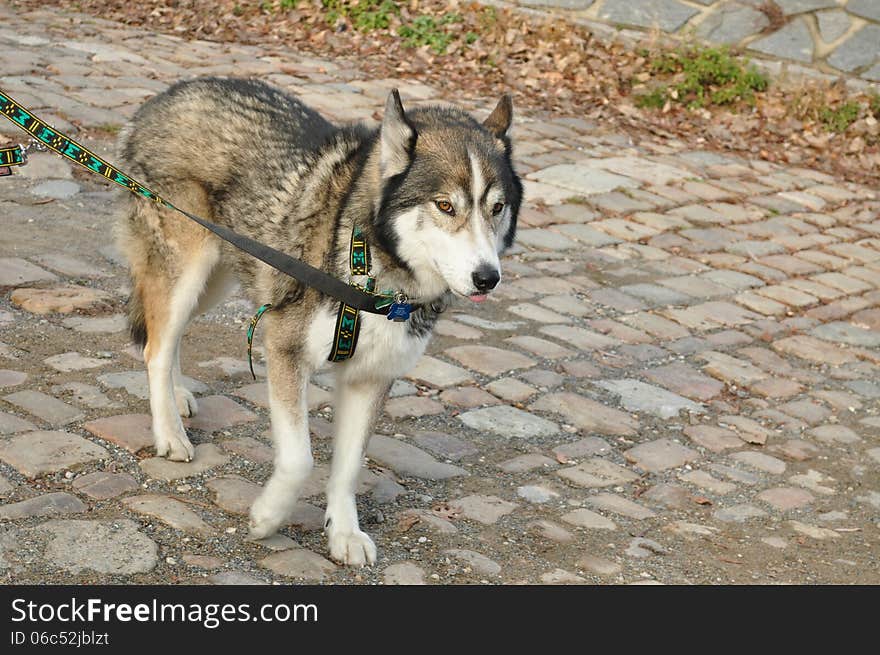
435 200 455 216
492 202 505 216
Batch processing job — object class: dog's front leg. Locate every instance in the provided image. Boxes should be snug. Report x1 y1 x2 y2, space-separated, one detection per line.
324 377 391 566
249 343 313 539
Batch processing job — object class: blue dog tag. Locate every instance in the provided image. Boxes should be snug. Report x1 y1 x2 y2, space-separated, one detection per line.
387 302 411 322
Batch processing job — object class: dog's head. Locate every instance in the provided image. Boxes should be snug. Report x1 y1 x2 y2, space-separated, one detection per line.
373 91 521 303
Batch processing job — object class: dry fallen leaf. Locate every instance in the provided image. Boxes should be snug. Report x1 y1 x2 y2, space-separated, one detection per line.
396 514 420 532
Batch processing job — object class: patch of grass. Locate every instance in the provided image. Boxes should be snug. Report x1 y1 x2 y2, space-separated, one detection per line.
637 44 769 110
398 14 461 53
869 92 880 120
322 0 398 32
635 88 666 109
262 0 298 10
232 3 245 16
819 101 860 133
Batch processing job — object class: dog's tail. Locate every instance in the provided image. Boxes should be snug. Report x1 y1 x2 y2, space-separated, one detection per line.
127 285 148 349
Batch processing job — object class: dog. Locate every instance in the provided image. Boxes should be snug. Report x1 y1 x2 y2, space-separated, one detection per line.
118 77 521 565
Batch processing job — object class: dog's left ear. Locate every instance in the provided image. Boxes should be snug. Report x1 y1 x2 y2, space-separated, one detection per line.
483 95 513 138
380 89 416 179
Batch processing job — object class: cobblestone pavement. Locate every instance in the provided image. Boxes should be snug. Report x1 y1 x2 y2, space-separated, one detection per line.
1 5 879 585
507 0 880 84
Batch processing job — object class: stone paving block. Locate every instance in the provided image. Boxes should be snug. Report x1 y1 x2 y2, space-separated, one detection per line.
756 284 818 308
261 549 337 581
451 495 517 524
683 425 743 452
459 405 558 439
735 291 788 316
717 414 771 445
0 412 37 435
624 438 699 473
83 414 154 453
497 453 557 474
445 345 536 376
0 258 58 288
34 519 158 575
3 390 84 425
586 493 656 519
700 351 768 386
827 24 880 72
618 283 691 307
777 399 832 425
713 504 768 522
619 312 690 340
529 165 639 196
0 431 108 477
0 492 87 519
486 377 537 403
538 324 619 351
810 321 880 347
412 432 479 461
757 487 814 511
438 387 499 408
808 425 861 444
731 451 787 475
588 288 648 313
10 285 115 315
506 303 572 324
701 269 765 291
560 508 617 531
772 335 857 364
97 370 206 400
750 377 804 399
531 392 637 435
367 435 468 479
384 396 444 418
139 444 229 481
71 471 138 499
186 395 257 433
597 0 700 32
787 520 839 540
557 458 639 488
44 352 107 372
596 379 704 418
122 494 213 535
0 370 27 389
679 470 736 495
504 335 574 359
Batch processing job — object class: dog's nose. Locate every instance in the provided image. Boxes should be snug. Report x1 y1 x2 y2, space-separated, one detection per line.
472 265 501 292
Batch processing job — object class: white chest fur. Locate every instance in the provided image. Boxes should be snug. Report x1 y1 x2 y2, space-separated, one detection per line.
305 305 431 384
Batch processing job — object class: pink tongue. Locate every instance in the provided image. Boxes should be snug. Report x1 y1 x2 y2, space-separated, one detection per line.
469 294 488 303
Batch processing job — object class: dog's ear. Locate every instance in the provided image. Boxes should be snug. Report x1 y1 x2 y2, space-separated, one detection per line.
380 89 415 179
483 94 513 138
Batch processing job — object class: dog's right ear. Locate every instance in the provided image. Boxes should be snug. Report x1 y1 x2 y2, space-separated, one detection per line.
380 89 416 179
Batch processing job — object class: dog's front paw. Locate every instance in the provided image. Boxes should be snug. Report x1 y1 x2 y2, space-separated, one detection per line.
157 432 195 462
174 387 198 418
249 498 285 540
327 528 377 567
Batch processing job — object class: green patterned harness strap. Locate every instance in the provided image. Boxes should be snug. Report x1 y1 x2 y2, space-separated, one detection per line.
329 227 373 362
246 303 273 380
0 144 26 176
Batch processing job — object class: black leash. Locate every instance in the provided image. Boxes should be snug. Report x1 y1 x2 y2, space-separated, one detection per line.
0 88 410 317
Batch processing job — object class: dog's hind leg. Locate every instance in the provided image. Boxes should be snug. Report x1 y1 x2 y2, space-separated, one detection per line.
323 377 390 566
249 319 314 539
145 241 221 461
170 265 238 419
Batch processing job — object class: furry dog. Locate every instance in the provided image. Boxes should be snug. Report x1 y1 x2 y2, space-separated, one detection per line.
119 77 521 565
